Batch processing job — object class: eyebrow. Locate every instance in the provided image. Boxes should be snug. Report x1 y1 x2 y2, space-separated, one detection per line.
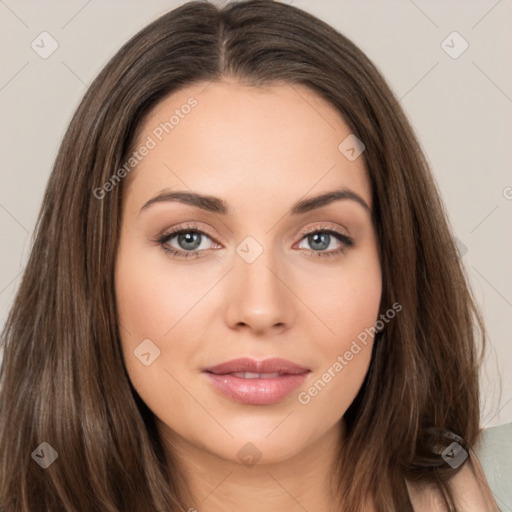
139 187 370 216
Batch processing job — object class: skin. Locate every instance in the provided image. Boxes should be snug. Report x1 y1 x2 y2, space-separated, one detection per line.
113 79 499 512
114 78 383 511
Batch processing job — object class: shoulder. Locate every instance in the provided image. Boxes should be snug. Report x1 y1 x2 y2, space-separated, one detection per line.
472 422 512 510
405 424 512 511
406 463 498 512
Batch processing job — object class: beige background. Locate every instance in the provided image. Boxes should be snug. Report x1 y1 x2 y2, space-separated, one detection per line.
0 0 511 427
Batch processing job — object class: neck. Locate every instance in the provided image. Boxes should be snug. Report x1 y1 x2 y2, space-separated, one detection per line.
159 420 353 512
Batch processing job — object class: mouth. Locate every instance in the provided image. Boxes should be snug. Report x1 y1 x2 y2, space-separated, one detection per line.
225 371 288 379
203 357 311 405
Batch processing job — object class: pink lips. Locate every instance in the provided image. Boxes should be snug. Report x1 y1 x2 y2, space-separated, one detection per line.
203 357 311 405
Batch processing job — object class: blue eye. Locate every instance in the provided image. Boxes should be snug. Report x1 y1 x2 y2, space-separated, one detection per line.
157 224 354 259
296 229 354 258
158 227 214 259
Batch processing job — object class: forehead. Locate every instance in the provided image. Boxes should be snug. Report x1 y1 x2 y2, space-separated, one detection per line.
123 79 371 213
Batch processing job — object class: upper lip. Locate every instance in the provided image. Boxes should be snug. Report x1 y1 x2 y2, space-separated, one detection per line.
204 357 310 375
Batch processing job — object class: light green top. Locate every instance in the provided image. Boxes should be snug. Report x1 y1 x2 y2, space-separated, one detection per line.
473 422 512 511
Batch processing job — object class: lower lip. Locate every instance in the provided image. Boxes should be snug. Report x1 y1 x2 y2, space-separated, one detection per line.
203 372 309 405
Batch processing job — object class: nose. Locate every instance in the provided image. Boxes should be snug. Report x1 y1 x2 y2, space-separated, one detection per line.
224 246 295 335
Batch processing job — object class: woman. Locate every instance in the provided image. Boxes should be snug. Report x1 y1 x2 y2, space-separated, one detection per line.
0 1 506 510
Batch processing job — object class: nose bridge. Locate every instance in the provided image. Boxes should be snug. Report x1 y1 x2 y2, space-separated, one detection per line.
224 234 294 332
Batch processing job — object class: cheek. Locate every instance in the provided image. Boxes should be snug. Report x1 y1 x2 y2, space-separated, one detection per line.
297 251 381 412
114 244 203 423
115 244 207 339
306 249 382 349
296 306 380 427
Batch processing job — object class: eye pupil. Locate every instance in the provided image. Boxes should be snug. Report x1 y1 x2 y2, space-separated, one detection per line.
309 232 330 251
178 232 201 250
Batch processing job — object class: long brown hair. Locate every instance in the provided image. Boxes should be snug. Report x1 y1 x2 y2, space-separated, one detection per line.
0 1 487 510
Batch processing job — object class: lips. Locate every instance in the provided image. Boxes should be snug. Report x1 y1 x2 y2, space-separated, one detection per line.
203 357 311 405
204 357 310 376
230 371 281 379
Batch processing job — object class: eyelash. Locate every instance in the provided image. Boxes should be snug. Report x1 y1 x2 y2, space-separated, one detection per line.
156 223 354 260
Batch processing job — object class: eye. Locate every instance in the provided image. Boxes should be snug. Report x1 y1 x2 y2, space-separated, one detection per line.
157 224 217 259
156 223 354 259
295 226 354 258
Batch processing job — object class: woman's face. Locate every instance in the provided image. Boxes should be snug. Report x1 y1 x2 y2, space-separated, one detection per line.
115 79 382 465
